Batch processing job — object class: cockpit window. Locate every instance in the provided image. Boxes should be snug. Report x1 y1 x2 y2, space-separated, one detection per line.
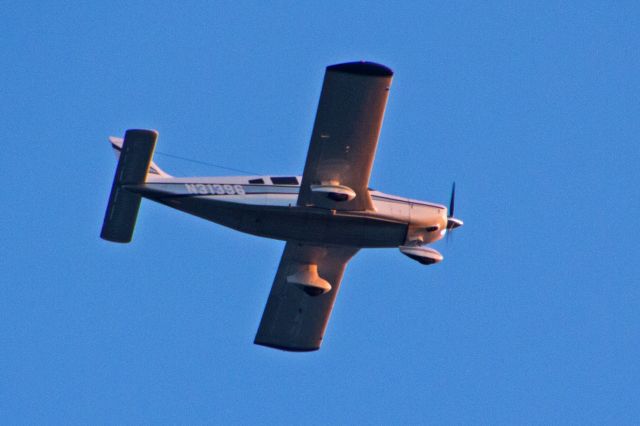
249 178 265 184
270 177 298 185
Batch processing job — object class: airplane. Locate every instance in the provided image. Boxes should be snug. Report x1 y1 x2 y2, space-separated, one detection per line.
100 61 463 352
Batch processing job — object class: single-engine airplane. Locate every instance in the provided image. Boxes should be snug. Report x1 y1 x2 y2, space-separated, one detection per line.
100 61 463 352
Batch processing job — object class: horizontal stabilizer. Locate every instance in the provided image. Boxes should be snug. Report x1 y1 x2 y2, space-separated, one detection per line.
100 129 158 243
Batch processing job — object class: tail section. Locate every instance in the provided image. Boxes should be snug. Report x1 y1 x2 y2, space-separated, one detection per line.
109 135 171 178
101 129 159 243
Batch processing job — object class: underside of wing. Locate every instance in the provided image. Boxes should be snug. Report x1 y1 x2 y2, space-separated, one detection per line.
297 61 393 211
254 242 359 351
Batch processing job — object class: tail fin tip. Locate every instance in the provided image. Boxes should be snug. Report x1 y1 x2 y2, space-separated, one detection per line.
108 131 170 177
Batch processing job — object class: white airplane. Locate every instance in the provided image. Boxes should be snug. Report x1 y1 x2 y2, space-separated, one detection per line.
100 61 463 352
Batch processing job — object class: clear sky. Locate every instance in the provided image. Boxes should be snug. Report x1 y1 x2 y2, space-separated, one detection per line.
1 1 639 423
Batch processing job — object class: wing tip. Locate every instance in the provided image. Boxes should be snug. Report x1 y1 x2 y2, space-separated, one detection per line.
254 339 320 352
327 61 393 77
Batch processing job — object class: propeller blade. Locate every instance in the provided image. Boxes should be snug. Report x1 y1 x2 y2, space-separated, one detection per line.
444 182 463 243
448 182 456 218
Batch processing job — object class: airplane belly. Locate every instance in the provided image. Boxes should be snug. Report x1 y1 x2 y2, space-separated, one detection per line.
142 194 405 247
130 184 408 247
252 208 408 247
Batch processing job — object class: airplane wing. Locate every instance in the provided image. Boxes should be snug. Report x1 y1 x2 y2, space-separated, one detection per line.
297 61 393 211
254 242 359 351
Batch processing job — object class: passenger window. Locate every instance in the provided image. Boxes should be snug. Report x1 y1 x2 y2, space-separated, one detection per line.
270 177 298 185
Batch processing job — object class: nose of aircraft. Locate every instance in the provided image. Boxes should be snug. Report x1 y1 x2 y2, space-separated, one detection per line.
447 216 464 230
446 182 463 231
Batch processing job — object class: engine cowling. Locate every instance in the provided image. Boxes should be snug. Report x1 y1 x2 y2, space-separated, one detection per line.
399 246 443 265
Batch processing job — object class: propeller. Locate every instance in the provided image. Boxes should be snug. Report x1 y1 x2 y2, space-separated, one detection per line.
446 182 463 240
449 182 456 218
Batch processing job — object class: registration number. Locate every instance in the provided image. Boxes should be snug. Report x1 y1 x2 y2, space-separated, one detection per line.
184 183 245 195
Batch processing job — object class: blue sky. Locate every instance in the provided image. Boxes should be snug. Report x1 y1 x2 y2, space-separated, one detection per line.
1 1 639 423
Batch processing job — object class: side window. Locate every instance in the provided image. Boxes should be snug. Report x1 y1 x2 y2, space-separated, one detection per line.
270 177 298 185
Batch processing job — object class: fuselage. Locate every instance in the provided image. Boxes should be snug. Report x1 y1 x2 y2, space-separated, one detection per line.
127 175 448 248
